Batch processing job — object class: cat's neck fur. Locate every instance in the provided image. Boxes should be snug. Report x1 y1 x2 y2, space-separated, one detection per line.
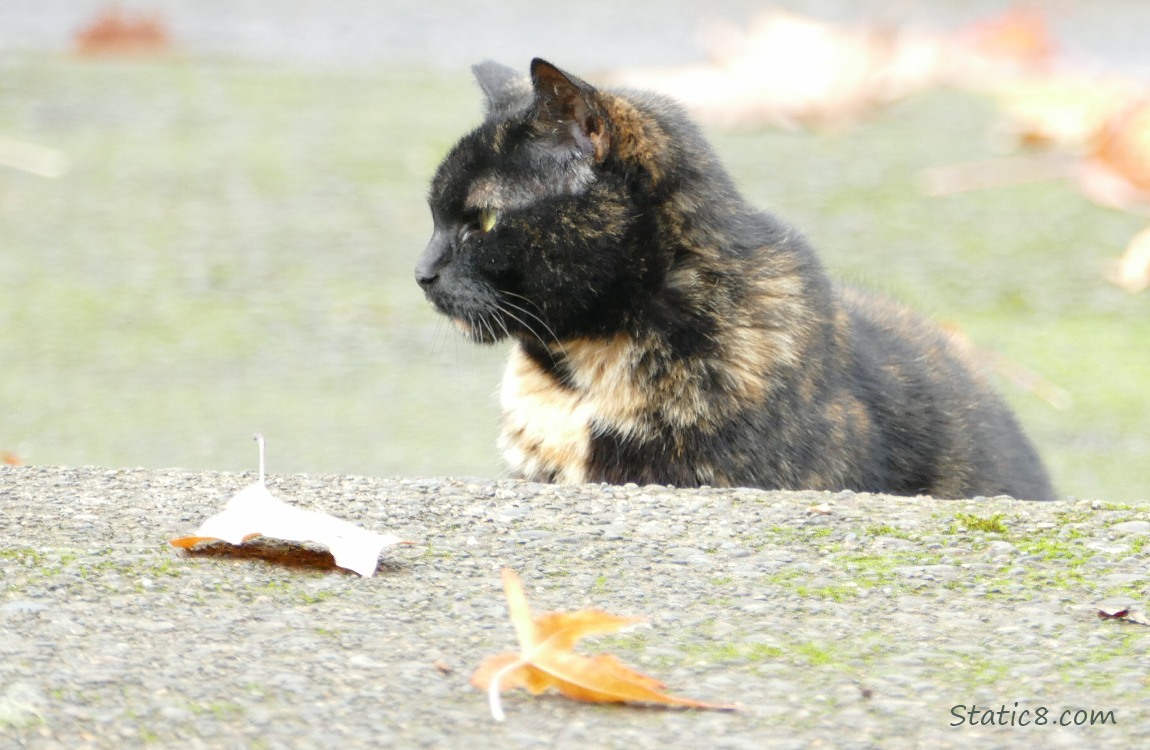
518 88 836 403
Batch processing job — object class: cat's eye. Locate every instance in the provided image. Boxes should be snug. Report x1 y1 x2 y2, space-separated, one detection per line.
462 207 499 243
479 207 499 233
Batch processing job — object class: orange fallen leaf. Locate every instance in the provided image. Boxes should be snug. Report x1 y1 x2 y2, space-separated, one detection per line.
988 77 1137 152
1091 99 1150 190
1077 98 1150 211
1105 224 1150 294
609 7 1071 134
74 7 171 57
170 434 406 576
609 11 944 132
956 5 1056 73
471 568 735 720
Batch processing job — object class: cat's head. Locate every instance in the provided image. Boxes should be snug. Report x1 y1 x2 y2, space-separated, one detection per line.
416 59 669 347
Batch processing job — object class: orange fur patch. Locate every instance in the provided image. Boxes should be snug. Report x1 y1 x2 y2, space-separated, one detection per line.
601 95 669 184
499 346 591 483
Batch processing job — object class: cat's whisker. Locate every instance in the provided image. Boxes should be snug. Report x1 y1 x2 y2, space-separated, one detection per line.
479 308 500 344
427 318 442 354
497 307 541 347
500 290 552 325
499 319 515 343
496 302 556 353
498 292 565 354
462 312 480 343
469 312 484 343
434 318 452 355
490 305 513 341
499 302 556 345
477 300 504 344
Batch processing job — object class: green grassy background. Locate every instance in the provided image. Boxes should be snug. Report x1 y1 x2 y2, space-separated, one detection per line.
2 55 1147 500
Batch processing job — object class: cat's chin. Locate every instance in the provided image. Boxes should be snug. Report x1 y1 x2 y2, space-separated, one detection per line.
451 317 507 345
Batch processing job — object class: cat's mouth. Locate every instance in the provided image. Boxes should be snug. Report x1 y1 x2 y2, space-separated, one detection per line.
443 302 566 349
426 283 561 348
419 274 511 345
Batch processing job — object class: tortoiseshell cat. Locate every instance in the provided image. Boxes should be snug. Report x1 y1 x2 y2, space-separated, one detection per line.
416 59 1054 500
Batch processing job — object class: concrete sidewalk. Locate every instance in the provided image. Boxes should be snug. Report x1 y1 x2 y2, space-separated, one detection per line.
2 465 1148 748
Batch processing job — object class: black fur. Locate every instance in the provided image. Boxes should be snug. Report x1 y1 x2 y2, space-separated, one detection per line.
416 59 1055 500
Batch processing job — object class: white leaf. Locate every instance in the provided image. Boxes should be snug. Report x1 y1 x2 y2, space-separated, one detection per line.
170 434 406 576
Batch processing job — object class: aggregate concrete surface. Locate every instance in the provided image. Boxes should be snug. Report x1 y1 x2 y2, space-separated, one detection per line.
1 465 1148 749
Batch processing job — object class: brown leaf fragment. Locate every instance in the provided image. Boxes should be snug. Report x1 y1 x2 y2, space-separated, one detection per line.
1098 607 1150 626
169 435 406 576
471 568 736 720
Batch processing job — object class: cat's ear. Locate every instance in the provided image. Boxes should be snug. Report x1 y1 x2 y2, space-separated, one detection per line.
529 58 610 162
472 61 533 118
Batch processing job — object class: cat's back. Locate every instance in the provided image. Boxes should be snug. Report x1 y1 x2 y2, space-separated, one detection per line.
832 286 1055 500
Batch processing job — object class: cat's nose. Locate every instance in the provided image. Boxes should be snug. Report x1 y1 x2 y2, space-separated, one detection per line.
416 231 451 289
414 262 438 289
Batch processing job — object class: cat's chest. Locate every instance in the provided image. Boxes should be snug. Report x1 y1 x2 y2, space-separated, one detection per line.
498 346 592 483
497 339 647 484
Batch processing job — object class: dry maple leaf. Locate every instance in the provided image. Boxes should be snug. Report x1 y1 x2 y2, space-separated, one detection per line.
169 434 406 576
986 77 1137 152
1077 98 1150 211
471 568 735 721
